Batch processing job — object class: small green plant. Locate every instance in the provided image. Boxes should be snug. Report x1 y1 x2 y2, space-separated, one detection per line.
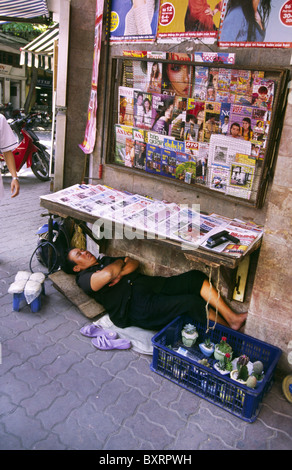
218 352 233 372
252 361 264 380
237 355 249 381
183 323 197 334
246 375 257 388
216 336 232 354
204 337 212 348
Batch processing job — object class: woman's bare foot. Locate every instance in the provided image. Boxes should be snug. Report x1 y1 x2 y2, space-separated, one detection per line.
228 312 248 331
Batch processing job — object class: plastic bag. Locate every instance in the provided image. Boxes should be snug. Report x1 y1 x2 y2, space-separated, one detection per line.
8 279 27 294
70 224 86 250
24 280 42 305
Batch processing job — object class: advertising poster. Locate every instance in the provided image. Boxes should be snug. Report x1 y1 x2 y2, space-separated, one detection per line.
110 0 160 42
218 0 292 48
79 0 104 154
157 0 223 40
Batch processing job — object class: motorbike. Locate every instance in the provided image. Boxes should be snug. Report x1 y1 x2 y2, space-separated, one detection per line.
0 117 50 181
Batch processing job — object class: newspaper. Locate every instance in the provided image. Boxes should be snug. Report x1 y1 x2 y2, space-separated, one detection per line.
40 184 263 257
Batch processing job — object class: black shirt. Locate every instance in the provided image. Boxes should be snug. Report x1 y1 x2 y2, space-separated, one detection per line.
76 256 141 327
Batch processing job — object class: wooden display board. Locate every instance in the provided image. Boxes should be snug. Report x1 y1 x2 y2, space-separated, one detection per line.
106 56 289 208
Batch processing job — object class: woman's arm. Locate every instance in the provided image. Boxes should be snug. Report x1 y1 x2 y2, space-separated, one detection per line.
108 256 140 287
90 259 126 291
3 150 19 197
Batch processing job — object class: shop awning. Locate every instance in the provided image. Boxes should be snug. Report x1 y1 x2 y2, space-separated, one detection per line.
20 24 59 70
0 0 50 22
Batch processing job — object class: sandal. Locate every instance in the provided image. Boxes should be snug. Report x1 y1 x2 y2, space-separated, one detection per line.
80 324 118 339
91 335 131 350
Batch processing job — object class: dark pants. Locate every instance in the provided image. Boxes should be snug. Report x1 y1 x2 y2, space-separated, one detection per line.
128 270 208 330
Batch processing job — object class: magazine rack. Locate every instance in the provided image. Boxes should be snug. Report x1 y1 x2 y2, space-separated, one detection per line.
106 56 289 208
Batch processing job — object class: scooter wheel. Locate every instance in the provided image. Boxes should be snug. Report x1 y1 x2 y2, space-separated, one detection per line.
31 149 50 181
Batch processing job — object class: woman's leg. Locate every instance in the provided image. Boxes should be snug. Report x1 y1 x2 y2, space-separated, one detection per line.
200 279 247 330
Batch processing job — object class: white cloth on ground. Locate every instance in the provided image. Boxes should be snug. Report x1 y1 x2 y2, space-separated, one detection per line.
93 314 156 355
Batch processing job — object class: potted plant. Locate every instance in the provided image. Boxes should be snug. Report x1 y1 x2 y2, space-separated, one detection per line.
214 336 233 362
181 323 198 347
199 337 215 357
230 354 250 384
214 352 233 375
251 360 265 382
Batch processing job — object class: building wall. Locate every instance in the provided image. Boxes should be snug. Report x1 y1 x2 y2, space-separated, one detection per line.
64 0 292 373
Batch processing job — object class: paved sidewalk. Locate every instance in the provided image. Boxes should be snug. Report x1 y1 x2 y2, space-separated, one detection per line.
0 171 291 451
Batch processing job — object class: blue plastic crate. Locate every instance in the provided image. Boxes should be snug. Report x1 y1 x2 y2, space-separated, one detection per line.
150 315 282 422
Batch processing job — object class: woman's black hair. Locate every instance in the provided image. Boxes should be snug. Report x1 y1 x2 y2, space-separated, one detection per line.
225 0 271 41
61 250 77 275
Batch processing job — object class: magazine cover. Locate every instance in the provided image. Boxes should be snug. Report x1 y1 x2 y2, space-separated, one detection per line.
191 66 209 101
228 104 253 140
161 62 192 97
194 52 235 64
209 165 230 192
218 0 292 48
251 79 275 111
122 59 134 87
208 134 252 167
186 100 206 142
227 162 255 199
170 96 187 141
133 90 153 129
146 143 162 175
175 151 196 184
157 0 223 40
118 86 134 126
132 127 146 170
133 61 148 90
161 148 176 178
146 61 162 93
151 93 175 135
218 102 231 134
203 101 221 142
114 124 134 166
216 68 232 102
110 0 160 43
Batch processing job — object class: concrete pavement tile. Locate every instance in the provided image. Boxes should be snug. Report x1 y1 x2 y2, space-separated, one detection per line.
53 415 103 450
137 398 186 437
86 376 130 410
37 391 83 430
106 387 148 425
1 407 48 449
104 427 143 451
41 349 84 377
56 367 98 398
27 342 68 370
32 432 67 450
188 405 244 448
1 371 36 404
0 423 22 450
20 380 66 416
124 411 174 450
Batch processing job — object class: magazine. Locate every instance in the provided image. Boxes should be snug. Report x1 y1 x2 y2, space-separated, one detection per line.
146 61 162 93
151 93 175 136
170 95 187 141
146 143 162 175
251 79 275 111
227 162 255 200
118 86 134 126
209 165 230 192
161 148 176 178
175 151 196 184
114 124 134 166
192 66 209 101
110 0 159 43
204 101 221 142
